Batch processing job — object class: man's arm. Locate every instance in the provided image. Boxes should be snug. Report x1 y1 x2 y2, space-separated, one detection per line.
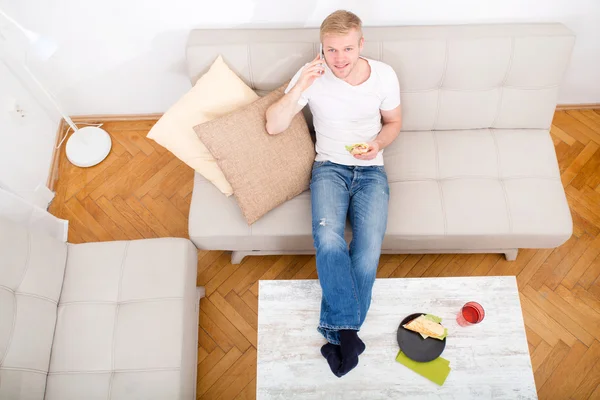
265 86 305 135
265 55 324 135
354 105 402 161
375 106 402 149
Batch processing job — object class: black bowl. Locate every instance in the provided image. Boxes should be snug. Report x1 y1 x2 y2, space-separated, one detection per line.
397 312 446 362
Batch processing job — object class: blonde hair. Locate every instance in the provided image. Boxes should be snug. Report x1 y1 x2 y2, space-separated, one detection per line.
320 10 363 42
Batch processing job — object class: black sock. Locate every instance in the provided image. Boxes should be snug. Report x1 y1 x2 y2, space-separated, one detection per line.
321 343 342 377
339 330 366 357
336 330 365 377
337 353 359 377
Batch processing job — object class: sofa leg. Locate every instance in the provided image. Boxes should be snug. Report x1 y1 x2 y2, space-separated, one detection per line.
231 251 246 265
504 249 518 261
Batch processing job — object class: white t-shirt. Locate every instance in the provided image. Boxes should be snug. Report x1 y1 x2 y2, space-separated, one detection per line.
285 57 401 166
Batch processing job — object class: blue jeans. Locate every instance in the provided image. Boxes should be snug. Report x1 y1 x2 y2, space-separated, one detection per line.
310 160 390 345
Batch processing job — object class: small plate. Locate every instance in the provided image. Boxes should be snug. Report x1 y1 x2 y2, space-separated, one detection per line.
397 312 446 362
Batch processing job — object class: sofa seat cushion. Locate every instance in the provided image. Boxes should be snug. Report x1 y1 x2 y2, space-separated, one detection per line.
45 238 199 400
189 174 318 251
0 217 67 400
189 129 572 251
382 128 573 249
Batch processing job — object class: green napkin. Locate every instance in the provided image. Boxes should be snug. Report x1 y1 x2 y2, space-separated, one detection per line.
395 350 451 386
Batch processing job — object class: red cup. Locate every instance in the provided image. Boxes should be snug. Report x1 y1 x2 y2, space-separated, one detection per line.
456 301 485 326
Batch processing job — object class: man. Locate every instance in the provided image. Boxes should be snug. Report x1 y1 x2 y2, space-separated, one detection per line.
265 10 402 377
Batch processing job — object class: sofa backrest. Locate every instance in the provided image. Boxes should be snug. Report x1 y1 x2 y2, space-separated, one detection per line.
186 23 575 132
0 217 67 399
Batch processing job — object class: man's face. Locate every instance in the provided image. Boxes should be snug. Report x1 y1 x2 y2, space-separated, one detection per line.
322 29 364 80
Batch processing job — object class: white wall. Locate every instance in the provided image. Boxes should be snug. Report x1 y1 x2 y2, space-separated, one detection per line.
2 0 599 116
0 57 59 205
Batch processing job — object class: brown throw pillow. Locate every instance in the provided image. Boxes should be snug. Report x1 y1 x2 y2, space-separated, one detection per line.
193 84 315 225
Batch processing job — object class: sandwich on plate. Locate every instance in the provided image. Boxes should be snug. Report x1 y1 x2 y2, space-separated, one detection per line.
403 314 448 340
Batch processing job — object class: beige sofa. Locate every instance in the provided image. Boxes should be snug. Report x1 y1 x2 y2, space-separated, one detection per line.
0 217 203 399
187 23 575 264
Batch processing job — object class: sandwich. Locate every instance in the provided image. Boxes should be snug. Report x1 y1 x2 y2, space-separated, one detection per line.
345 143 370 155
403 314 448 340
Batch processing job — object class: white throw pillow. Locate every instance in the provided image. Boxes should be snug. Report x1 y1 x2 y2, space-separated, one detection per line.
147 55 259 196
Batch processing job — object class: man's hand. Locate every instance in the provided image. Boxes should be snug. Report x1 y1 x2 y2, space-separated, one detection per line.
295 55 325 92
353 141 380 161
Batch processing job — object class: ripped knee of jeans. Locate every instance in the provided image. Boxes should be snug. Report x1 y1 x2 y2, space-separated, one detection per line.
313 220 346 249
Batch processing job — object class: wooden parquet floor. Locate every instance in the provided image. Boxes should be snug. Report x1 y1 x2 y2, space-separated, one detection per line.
48 110 600 399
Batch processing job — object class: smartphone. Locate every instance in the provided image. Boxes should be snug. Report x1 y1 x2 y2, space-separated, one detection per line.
319 43 324 74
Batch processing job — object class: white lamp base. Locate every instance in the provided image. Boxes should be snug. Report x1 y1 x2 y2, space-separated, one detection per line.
66 126 112 168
